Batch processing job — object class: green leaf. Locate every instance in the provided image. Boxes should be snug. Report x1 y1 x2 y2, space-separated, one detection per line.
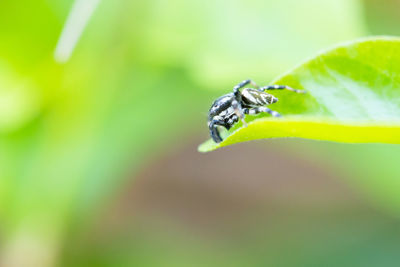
199 36 400 152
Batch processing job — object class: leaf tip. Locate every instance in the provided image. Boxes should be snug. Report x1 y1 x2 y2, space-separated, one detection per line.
198 138 219 153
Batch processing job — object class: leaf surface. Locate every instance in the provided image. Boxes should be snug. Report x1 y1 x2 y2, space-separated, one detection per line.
199 37 400 152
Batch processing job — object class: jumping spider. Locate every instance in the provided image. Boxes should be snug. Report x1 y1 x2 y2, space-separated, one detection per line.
208 79 306 143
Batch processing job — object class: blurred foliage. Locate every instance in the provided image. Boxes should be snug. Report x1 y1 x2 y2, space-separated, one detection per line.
363 0 400 35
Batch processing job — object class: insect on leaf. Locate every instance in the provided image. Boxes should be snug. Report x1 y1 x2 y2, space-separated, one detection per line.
199 36 400 152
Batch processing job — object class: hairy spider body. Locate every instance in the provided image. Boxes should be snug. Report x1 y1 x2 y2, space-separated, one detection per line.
208 79 305 143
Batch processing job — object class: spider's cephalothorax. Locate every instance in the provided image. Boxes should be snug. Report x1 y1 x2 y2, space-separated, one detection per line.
207 79 306 143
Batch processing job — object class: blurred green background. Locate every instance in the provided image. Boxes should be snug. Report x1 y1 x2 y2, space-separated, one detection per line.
1 0 400 266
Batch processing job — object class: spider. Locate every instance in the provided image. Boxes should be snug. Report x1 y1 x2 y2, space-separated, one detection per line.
208 79 306 143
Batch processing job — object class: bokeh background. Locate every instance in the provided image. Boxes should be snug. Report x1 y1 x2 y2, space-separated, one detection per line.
1 0 400 266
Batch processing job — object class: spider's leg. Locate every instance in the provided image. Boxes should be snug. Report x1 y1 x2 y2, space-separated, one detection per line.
209 116 225 143
243 107 282 118
259 85 306 94
233 79 260 95
232 99 247 127
226 114 239 129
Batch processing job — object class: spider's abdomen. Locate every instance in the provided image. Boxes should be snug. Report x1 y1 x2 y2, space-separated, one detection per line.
241 88 277 106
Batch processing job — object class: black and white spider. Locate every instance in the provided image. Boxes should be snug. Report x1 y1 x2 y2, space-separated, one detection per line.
207 79 306 143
